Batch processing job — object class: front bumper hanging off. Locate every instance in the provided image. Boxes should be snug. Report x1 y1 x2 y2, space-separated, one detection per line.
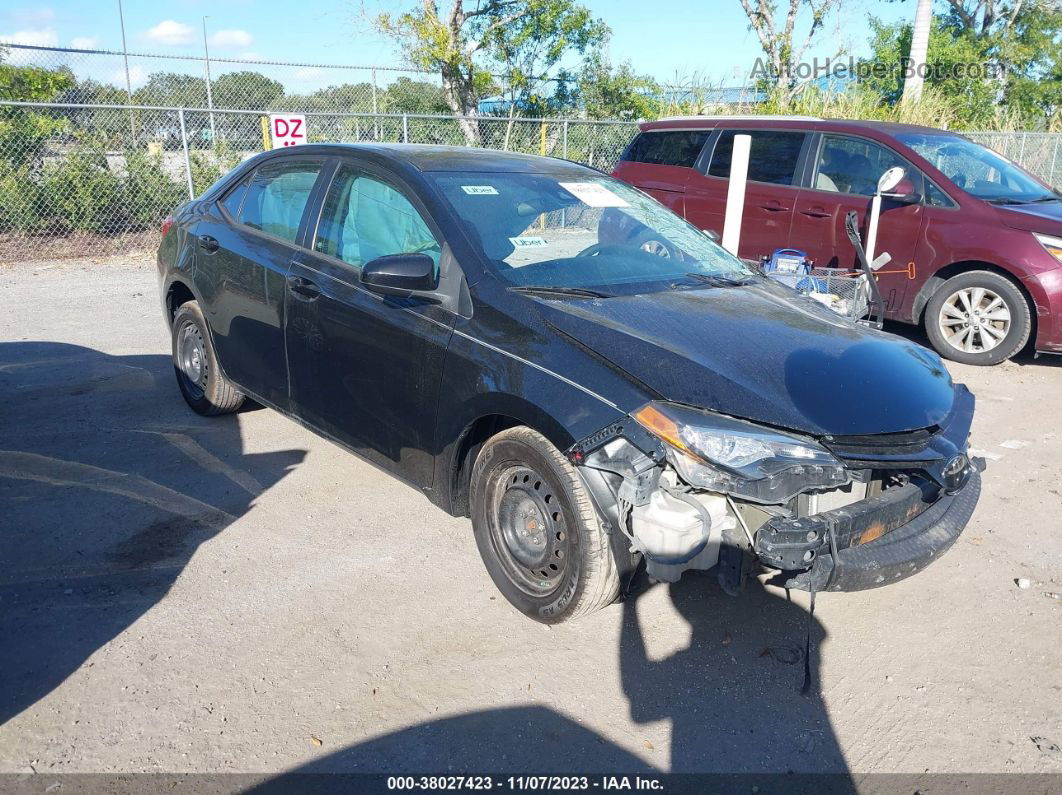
755 470 981 592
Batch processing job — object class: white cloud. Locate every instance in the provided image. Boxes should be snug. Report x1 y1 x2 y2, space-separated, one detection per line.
144 20 194 46
70 36 98 49
110 65 147 89
294 67 322 82
11 8 56 25
209 29 253 48
0 28 59 47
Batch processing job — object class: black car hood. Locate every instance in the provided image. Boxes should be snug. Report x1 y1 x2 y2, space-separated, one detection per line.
537 281 957 436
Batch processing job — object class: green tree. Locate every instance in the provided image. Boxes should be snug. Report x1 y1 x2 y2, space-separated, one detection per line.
738 0 843 97
0 52 75 167
374 0 608 144
211 71 284 110
556 52 660 120
862 0 1061 127
383 76 450 113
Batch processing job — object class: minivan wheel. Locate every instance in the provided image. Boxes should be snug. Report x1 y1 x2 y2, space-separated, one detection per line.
469 426 620 623
172 300 245 415
924 271 1031 366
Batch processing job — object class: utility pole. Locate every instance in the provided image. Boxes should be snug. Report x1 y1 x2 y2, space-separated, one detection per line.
117 0 135 136
202 16 217 144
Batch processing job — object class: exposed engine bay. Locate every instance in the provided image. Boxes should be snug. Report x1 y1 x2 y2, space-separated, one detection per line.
568 396 978 594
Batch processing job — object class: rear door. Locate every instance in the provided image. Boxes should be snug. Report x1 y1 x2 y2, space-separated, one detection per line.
790 133 926 314
193 157 326 409
611 129 711 215
684 128 809 261
284 159 455 488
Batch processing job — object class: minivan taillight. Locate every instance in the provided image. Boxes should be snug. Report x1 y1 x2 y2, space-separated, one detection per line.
161 216 175 239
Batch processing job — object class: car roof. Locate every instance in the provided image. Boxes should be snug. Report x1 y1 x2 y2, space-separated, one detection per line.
261 143 599 175
640 116 948 136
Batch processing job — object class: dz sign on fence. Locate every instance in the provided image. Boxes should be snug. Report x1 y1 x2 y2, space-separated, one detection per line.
269 114 307 149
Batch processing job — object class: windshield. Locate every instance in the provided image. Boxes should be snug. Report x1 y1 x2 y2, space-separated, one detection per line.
896 132 1057 204
429 171 754 294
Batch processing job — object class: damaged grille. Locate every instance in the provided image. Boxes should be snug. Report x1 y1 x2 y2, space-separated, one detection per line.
824 426 939 458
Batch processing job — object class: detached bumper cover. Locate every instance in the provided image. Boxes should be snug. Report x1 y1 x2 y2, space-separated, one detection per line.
757 470 980 592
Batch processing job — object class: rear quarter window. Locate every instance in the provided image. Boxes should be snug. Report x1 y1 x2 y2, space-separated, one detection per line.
621 131 710 168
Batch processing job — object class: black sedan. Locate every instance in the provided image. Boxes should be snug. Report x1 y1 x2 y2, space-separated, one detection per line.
158 144 980 623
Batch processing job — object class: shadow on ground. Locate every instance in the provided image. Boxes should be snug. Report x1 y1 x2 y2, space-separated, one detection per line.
0 341 305 724
260 573 848 778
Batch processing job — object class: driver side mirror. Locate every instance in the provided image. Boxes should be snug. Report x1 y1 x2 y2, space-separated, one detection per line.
881 177 921 204
360 253 437 297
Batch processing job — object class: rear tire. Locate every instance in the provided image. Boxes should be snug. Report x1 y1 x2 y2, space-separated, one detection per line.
470 426 620 623
924 270 1031 366
172 300 244 415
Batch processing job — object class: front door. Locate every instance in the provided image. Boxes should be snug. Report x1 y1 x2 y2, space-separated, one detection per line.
193 157 325 409
683 128 809 261
789 134 926 315
285 161 455 488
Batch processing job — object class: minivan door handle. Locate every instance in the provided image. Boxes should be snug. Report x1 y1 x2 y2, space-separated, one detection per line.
800 207 832 219
287 275 321 301
198 235 219 254
760 201 789 212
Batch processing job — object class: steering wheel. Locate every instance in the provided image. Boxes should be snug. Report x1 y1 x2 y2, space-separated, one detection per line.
575 242 622 257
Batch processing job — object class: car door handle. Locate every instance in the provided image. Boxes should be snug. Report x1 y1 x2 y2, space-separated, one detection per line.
760 201 789 212
287 275 321 301
198 235 219 254
800 208 832 218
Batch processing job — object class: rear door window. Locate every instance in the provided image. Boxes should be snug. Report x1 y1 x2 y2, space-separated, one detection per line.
238 160 322 243
814 135 911 196
708 130 806 185
621 131 710 167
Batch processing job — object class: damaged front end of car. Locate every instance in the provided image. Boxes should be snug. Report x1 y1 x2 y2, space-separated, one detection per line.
568 388 981 595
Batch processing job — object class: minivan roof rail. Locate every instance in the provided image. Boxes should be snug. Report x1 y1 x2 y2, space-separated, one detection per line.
655 114 824 122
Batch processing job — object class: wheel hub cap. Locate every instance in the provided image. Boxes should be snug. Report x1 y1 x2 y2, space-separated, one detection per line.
490 466 569 595
938 287 1011 354
177 321 207 397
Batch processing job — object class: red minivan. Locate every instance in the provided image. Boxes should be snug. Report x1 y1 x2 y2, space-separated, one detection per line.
612 116 1062 365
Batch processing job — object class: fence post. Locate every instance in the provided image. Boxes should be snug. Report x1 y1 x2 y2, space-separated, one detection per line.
1051 136 1060 189
178 108 195 200
562 119 568 159
371 68 379 141
403 114 409 143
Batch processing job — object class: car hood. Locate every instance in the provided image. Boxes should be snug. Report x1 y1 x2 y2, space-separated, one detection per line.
993 200 1062 234
537 281 957 436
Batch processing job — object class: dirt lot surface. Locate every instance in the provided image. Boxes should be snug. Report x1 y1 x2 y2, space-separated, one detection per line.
1 256 1060 778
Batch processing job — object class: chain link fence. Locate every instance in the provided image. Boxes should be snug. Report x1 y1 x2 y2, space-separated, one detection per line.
0 100 639 262
964 131 1062 189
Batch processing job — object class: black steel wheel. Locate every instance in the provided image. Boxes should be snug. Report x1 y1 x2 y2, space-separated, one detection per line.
470 426 620 623
171 300 245 415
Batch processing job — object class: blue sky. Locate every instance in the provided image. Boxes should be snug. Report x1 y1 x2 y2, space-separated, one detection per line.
1 0 911 91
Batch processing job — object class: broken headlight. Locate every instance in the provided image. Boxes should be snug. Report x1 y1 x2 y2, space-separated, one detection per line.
632 401 849 504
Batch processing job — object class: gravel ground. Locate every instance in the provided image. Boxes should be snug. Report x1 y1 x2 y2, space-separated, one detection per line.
1 255 1060 778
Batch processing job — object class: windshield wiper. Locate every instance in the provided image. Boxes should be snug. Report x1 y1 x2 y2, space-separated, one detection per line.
681 272 755 287
510 285 613 299
1026 195 1062 203
985 197 1026 205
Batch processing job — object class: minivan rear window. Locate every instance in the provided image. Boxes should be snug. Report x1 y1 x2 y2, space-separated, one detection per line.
708 130 806 185
621 131 710 168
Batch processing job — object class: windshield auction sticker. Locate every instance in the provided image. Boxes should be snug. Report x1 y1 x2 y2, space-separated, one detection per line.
559 181 628 207
461 185 499 195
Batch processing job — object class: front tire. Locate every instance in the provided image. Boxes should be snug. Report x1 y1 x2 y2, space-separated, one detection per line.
172 300 245 415
470 427 620 623
924 270 1031 366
